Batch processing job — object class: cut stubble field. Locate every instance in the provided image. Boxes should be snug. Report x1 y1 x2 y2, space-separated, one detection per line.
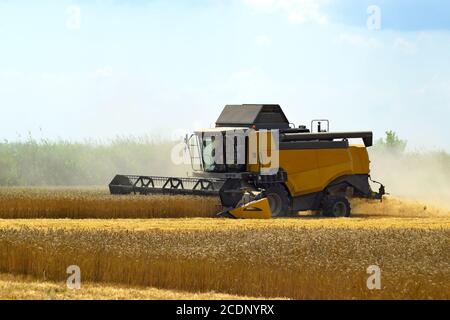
0 273 260 300
0 188 448 300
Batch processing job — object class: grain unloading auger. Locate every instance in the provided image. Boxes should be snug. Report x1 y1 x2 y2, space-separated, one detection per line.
109 104 385 219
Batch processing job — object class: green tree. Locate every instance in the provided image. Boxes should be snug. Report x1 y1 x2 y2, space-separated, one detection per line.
375 131 407 153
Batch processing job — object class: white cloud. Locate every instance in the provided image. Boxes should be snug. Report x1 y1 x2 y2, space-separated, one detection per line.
92 67 113 79
394 37 417 55
243 0 328 24
215 67 277 101
255 34 272 46
335 33 382 49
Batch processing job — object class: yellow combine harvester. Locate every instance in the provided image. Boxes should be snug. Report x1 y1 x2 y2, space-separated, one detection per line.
110 104 385 218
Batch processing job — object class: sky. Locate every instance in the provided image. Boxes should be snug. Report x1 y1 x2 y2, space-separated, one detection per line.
0 0 449 150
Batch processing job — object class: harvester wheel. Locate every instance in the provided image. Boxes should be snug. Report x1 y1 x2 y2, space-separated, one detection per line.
321 195 351 218
264 184 292 217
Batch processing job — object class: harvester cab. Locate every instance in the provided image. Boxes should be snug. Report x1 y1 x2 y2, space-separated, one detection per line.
109 104 386 219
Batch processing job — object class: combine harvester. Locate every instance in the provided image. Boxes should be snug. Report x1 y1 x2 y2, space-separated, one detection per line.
110 104 385 218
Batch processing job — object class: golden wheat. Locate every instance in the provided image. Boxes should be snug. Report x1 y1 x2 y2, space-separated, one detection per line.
0 218 448 299
0 187 220 219
1 187 447 219
351 197 449 217
0 188 448 299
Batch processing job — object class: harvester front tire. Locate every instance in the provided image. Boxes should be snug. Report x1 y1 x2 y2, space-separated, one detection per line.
321 195 351 218
264 184 292 218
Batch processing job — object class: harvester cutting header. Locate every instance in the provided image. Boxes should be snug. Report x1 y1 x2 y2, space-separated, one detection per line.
110 104 385 218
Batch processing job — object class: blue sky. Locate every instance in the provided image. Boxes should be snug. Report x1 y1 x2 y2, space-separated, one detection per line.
0 0 449 150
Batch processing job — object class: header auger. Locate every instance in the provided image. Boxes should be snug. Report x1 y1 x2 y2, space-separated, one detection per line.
109 104 385 218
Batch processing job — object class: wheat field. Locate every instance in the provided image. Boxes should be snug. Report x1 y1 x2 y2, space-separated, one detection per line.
0 187 448 219
0 217 448 299
0 188 448 299
0 187 220 219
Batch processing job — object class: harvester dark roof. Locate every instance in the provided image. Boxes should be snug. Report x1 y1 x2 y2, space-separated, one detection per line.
215 104 290 129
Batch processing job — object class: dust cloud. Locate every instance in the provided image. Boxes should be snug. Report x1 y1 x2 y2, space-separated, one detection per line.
367 149 450 211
